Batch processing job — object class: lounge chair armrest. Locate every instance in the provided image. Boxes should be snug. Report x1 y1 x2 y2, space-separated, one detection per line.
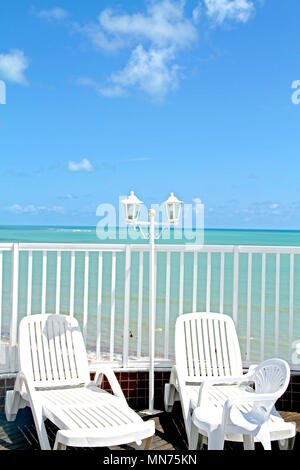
197 375 254 407
93 366 127 405
15 371 37 398
224 392 280 409
244 364 258 377
200 374 253 388
216 392 280 435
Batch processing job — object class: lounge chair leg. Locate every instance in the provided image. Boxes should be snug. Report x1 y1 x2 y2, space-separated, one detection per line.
198 434 205 450
5 390 21 422
260 436 272 451
56 443 67 451
164 384 175 412
144 437 153 450
189 421 200 450
30 401 51 450
243 435 255 450
257 427 272 451
207 429 225 451
278 437 295 451
54 432 67 450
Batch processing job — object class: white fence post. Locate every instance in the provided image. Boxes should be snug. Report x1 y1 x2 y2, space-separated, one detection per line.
232 246 239 325
122 246 131 368
9 243 19 372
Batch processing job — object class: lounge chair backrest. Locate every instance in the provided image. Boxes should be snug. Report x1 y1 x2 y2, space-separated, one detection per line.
18 314 90 388
175 313 243 382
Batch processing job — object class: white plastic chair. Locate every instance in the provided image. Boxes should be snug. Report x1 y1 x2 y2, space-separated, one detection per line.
5 314 155 450
190 359 291 450
164 312 296 449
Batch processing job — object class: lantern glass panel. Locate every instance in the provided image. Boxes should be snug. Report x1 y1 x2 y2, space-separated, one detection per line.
127 203 140 221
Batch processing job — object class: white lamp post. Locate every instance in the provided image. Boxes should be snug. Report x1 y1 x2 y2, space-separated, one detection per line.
122 191 183 415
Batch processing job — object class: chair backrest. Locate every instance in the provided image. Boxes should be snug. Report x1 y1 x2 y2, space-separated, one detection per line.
18 314 90 389
253 359 290 397
175 312 243 382
242 359 291 426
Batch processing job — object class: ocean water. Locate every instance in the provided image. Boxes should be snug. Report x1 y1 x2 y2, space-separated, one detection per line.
0 225 300 365
0 225 300 246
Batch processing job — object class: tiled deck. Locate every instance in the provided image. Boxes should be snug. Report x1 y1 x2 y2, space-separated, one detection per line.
0 404 299 451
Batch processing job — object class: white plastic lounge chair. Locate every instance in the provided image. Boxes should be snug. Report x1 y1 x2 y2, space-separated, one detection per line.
5 314 155 450
190 359 291 450
164 312 296 450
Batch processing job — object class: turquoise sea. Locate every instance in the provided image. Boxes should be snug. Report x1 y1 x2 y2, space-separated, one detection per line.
0 225 300 365
0 225 300 246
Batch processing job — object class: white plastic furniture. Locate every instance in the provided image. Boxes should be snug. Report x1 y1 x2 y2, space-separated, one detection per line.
5 314 155 450
164 312 296 449
190 359 292 450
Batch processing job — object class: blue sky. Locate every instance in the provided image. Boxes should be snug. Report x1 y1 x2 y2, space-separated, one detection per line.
0 0 300 229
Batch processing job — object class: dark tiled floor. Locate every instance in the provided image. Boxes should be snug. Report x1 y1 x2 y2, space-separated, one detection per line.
0 403 299 451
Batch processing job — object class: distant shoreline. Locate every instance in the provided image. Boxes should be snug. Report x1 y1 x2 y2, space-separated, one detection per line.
0 225 300 233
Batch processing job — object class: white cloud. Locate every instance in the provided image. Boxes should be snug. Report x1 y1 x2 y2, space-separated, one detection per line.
77 0 197 100
57 193 79 201
0 50 29 85
204 0 254 24
68 158 94 172
36 7 68 21
97 1 197 50
102 45 180 100
77 0 256 99
8 204 65 214
77 77 124 96
80 46 180 100
192 4 202 24
239 201 282 218
98 84 125 97
76 24 125 53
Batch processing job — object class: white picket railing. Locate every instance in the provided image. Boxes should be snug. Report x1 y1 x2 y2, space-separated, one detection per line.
0 242 299 374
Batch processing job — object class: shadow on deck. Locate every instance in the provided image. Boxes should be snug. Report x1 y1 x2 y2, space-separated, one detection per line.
0 403 299 451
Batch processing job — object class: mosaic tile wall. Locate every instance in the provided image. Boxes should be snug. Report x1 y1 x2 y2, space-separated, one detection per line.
94 371 171 411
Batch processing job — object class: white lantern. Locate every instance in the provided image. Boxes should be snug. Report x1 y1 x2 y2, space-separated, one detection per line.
163 193 183 225
121 191 143 224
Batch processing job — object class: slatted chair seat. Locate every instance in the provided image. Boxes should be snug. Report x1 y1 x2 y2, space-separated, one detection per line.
37 387 143 430
5 314 155 450
164 312 296 449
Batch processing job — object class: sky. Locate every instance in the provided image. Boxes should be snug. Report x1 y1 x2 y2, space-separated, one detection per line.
0 0 300 229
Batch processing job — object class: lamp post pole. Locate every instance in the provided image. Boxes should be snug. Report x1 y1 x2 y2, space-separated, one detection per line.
121 191 183 416
147 209 156 414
